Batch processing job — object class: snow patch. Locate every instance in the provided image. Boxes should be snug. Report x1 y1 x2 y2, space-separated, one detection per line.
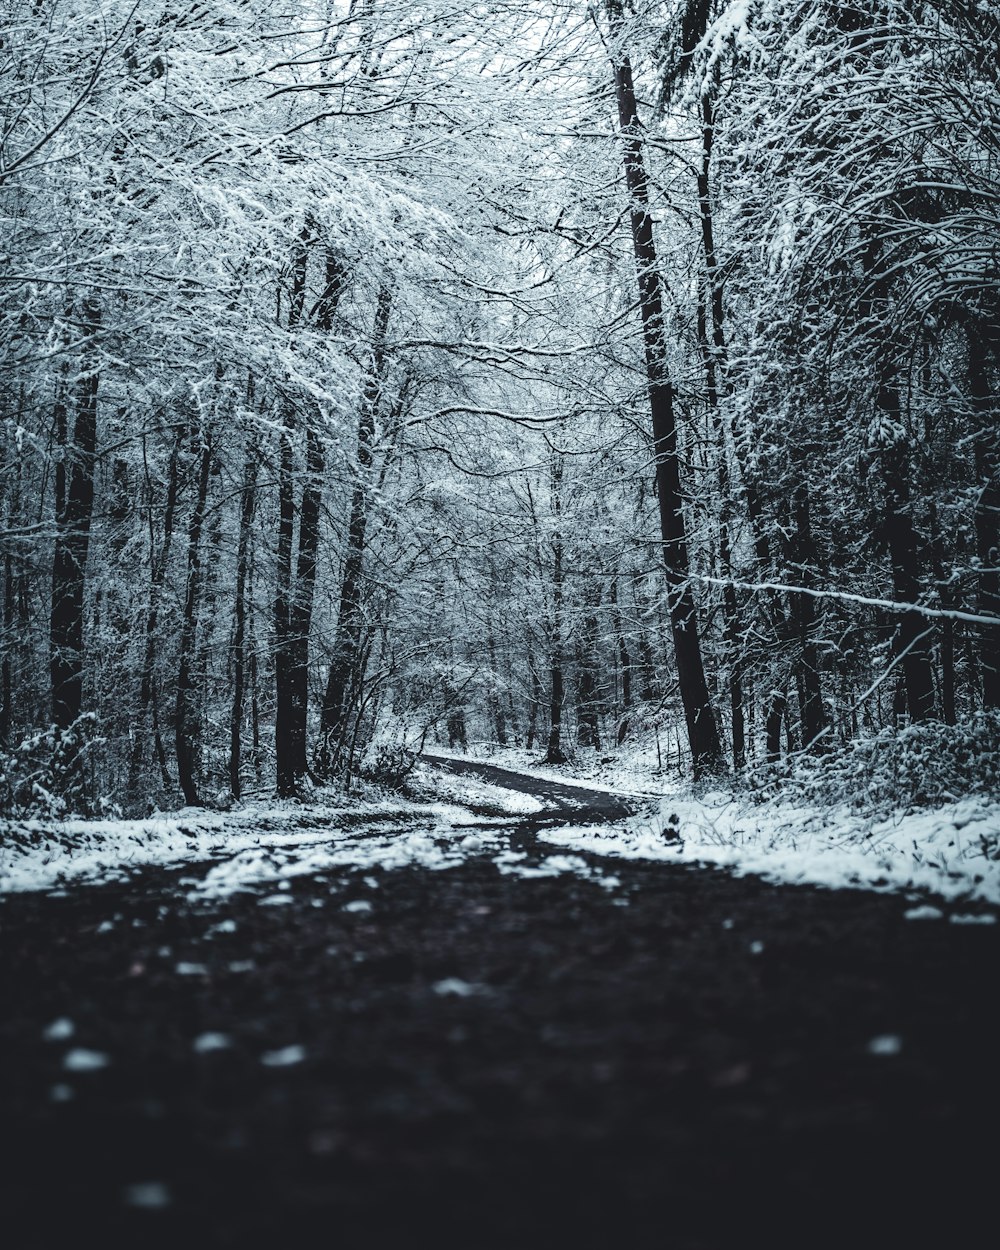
42 1017 74 1041
193 1032 231 1053
432 977 481 997
867 1034 903 1056
540 793 1000 906
123 1182 171 1209
63 1048 109 1071
260 1044 305 1067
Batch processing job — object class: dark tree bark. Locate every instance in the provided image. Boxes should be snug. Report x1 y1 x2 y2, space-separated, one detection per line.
486 629 508 746
134 428 181 790
861 239 936 722
274 235 345 795
575 587 602 750
175 431 212 807
526 661 543 752
969 331 1000 707
50 297 100 731
320 282 392 765
765 689 786 765
791 482 829 749
274 227 309 797
545 454 567 764
230 449 257 799
611 578 632 745
606 0 723 777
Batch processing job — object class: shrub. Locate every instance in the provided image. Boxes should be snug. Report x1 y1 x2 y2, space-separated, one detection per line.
0 715 107 819
752 712 1000 813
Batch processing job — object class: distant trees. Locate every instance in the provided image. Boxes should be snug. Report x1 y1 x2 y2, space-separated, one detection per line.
1 0 997 815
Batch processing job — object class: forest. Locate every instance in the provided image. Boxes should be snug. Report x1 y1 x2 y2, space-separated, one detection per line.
1 0 998 816
4 5 1000 1246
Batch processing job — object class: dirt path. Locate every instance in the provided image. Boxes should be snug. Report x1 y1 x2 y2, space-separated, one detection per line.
1 769 998 1249
421 752 637 822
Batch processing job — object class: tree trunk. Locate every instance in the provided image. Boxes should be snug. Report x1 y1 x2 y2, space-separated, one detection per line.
274 226 309 797
791 483 829 749
274 410 297 796
320 283 392 764
175 432 212 807
765 689 786 765
575 588 601 750
861 238 935 721
230 449 257 798
135 429 180 790
545 453 567 764
606 0 722 777
50 297 100 731
611 578 632 745
969 331 1000 707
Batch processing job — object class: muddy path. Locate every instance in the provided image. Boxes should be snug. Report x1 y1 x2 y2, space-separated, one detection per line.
1 768 998 1249
421 752 637 823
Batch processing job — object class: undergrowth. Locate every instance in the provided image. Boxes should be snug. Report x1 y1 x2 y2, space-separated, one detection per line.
751 712 1000 815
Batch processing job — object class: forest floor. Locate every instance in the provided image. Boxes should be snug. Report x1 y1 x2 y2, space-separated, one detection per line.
2 759 999 1249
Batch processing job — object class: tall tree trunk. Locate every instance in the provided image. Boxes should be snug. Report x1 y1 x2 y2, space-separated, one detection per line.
230 449 257 798
765 689 786 765
175 432 212 806
486 628 508 746
526 661 543 752
274 226 309 797
1 434 21 747
545 454 566 765
611 578 632 745
606 0 722 776
861 239 935 721
969 330 1000 708
135 429 180 790
791 482 829 749
50 297 100 731
575 586 601 750
320 283 392 764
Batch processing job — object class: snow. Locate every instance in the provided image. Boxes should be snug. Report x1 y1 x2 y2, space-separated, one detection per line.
904 905 944 921
0 795 496 896
123 1182 171 1209
260 1044 305 1067
538 791 1000 908
867 1034 903 1056
424 745 665 798
413 763 547 813
3 750 998 914
42 1017 74 1041
63 1047 109 1071
193 1032 231 1053
432 978 481 997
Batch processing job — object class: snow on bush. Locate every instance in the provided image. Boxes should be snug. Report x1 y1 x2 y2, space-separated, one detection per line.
751 713 1000 815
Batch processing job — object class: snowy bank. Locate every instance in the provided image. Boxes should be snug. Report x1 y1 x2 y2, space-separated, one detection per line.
542 792 1000 908
0 794 497 896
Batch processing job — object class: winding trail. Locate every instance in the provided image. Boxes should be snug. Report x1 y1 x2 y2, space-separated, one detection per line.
1 763 997 1249
422 750 638 822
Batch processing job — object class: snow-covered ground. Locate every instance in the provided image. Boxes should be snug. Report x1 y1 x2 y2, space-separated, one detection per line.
542 793 1000 911
428 743 1000 911
2 747 998 912
0 793 498 896
428 741 672 797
